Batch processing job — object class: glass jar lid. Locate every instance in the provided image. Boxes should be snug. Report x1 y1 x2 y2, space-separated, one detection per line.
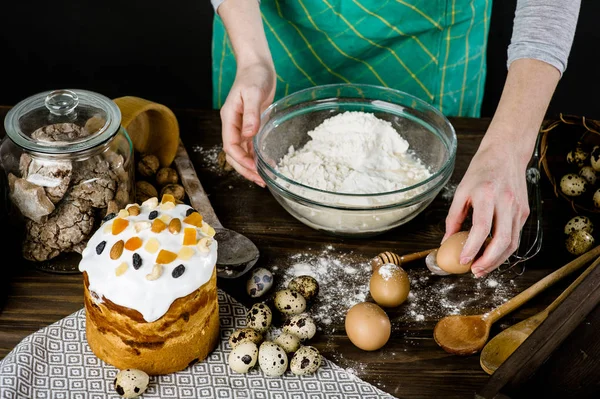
3 89 122 154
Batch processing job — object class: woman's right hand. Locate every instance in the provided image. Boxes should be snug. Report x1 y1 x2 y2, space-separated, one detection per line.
220 62 276 187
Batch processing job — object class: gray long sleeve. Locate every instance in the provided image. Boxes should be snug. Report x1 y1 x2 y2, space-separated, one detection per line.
508 0 581 74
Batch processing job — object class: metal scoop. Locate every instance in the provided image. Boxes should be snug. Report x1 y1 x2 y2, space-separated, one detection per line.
173 141 259 278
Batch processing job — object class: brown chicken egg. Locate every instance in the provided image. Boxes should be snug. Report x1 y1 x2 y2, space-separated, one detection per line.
369 263 410 308
345 302 391 351
436 231 473 274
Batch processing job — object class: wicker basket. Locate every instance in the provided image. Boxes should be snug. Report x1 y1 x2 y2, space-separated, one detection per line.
539 113 600 214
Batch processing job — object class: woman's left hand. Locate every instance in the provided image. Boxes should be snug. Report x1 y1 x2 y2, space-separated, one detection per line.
444 138 531 278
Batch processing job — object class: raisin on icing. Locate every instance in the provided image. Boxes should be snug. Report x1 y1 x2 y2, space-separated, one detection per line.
172 264 186 278
148 210 159 220
132 253 142 270
96 241 107 255
186 208 197 217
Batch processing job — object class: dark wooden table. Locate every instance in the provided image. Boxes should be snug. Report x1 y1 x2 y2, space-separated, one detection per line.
0 106 598 399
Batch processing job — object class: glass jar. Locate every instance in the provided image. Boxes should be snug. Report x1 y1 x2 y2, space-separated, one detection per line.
1 89 134 273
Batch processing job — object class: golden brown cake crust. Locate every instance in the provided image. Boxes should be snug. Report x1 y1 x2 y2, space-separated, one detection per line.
83 268 220 375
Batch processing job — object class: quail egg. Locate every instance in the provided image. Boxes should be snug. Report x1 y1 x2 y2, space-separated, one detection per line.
580 166 597 185
566 230 595 255
114 369 149 398
246 268 274 298
282 314 317 341
229 328 263 349
228 341 259 373
564 215 594 235
567 146 589 167
246 303 273 333
274 289 307 315
274 332 301 354
258 341 288 377
290 346 322 376
560 173 587 197
591 146 600 171
594 188 600 208
287 275 319 301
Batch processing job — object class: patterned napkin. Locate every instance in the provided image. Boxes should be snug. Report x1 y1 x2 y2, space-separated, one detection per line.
0 289 394 399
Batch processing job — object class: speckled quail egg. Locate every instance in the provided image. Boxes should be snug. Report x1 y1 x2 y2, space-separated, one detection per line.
564 215 594 235
288 275 319 301
566 229 595 255
282 314 317 341
229 328 263 349
228 341 259 373
258 341 288 377
246 303 273 333
246 268 274 298
591 146 600 171
594 188 600 208
114 369 149 398
560 173 588 197
274 332 301 354
290 346 322 376
274 289 307 315
580 166 597 185
567 146 589 167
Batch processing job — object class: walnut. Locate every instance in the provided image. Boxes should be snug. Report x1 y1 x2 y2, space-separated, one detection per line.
136 181 158 204
22 199 95 261
137 154 160 178
155 167 179 187
159 184 185 201
218 150 234 172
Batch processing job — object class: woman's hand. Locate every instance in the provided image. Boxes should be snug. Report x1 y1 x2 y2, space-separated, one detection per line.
444 138 530 278
220 62 276 187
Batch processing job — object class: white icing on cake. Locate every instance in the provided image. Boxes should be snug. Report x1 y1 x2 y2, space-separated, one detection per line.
79 199 218 323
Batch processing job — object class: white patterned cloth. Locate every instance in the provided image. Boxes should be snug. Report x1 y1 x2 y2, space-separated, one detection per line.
0 290 394 399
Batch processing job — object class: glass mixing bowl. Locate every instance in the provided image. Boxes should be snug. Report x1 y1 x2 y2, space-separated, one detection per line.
254 84 457 237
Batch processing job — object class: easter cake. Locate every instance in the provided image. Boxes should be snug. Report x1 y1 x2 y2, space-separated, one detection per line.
79 194 220 375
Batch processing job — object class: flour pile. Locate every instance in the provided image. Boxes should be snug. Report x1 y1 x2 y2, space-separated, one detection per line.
276 111 431 195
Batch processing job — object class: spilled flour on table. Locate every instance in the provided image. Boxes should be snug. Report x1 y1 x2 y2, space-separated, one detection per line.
273 246 519 331
192 145 221 173
273 246 371 332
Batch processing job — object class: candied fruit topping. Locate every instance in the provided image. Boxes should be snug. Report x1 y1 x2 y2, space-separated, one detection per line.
145 237 160 254
156 249 178 264
134 221 151 232
200 222 216 238
183 212 203 227
118 209 129 219
96 241 106 255
159 201 176 211
151 219 167 233
112 218 129 235
178 247 195 260
183 228 197 246
172 264 186 278
125 237 143 251
115 262 128 276
161 194 176 204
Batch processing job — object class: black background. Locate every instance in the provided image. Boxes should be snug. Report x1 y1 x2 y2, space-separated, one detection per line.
0 1 598 119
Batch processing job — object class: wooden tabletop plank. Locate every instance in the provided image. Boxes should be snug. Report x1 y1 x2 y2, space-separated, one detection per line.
0 105 595 398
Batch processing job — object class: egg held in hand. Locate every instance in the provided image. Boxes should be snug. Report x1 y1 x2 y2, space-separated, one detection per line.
436 231 474 274
344 302 391 351
369 263 410 307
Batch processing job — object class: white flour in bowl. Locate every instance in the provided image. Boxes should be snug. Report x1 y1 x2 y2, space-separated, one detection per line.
272 111 436 234
276 111 431 194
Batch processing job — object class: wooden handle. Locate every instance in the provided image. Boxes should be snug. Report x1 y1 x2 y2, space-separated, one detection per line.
173 140 223 228
485 245 600 323
545 255 600 314
399 248 437 263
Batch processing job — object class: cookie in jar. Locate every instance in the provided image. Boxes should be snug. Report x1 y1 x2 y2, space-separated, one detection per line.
1 89 134 272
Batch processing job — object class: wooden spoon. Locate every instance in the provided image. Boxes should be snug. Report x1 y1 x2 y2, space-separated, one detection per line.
433 245 600 356
479 254 600 374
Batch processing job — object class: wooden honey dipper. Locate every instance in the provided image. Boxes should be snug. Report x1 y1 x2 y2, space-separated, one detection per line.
370 248 438 272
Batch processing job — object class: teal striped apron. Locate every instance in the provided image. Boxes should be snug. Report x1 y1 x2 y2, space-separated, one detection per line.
212 0 491 118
